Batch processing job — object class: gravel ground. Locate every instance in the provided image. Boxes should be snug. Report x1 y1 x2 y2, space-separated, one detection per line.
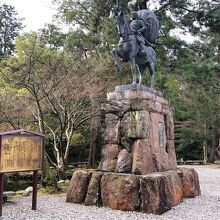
2 165 220 220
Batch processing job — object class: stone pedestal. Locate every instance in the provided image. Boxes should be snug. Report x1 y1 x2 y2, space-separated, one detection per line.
100 87 176 174
66 86 201 215
66 168 201 215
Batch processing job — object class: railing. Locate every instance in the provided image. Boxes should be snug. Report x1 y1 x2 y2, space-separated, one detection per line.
177 159 204 165
68 161 88 168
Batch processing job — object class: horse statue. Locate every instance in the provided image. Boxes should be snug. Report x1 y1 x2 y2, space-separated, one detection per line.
112 8 159 88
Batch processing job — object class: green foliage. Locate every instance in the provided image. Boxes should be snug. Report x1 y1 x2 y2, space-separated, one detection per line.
155 72 180 101
173 41 219 159
39 24 67 49
71 132 89 146
53 0 131 54
42 159 61 194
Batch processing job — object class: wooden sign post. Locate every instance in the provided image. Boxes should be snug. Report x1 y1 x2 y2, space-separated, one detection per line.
0 129 44 216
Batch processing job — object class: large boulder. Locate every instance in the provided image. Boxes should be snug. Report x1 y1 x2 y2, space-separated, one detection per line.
140 171 183 215
84 172 103 206
177 168 201 198
101 173 140 211
140 173 161 214
66 170 92 203
132 139 155 174
160 171 183 207
132 138 177 175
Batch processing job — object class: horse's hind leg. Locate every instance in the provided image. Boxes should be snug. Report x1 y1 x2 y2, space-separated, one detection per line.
148 62 155 88
129 57 137 84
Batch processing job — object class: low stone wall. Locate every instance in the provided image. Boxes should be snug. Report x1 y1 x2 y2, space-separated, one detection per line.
66 168 201 215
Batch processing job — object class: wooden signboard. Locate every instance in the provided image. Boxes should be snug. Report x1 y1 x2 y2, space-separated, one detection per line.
0 129 44 216
0 135 43 173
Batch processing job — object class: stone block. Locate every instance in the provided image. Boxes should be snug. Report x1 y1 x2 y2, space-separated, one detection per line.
121 110 151 139
121 137 133 152
161 171 183 207
116 149 132 173
151 112 167 149
177 168 201 198
107 89 163 101
102 113 120 144
161 104 172 115
140 173 163 214
101 173 140 211
140 171 183 215
166 140 177 170
137 90 156 100
66 170 92 203
132 138 177 175
155 96 169 105
130 99 149 111
101 99 131 117
154 101 163 113
132 139 156 174
132 140 143 174
165 114 174 140
101 144 121 171
84 172 103 206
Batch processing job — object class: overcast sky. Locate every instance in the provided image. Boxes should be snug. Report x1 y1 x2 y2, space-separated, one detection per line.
1 0 56 31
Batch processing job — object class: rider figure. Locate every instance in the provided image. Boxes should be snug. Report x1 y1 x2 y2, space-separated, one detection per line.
130 11 147 54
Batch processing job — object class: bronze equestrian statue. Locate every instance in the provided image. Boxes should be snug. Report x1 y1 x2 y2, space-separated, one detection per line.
112 7 159 88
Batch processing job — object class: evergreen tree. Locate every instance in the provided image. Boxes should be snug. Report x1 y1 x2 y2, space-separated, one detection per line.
0 3 23 59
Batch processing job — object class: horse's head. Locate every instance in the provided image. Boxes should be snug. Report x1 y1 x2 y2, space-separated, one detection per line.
116 9 132 40
116 10 125 37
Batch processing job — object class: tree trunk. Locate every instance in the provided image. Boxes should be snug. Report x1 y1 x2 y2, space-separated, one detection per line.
216 139 220 159
87 97 100 168
87 117 98 168
57 157 66 180
135 0 149 10
203 140 208 164
35 99 47 184
209 119 220 163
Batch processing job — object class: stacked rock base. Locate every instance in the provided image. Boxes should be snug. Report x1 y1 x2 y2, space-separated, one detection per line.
100 86 176 174
66 168 201 215
66 85 201 215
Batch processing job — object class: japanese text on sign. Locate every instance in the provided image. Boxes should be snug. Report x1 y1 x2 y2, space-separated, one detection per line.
0 135 43 173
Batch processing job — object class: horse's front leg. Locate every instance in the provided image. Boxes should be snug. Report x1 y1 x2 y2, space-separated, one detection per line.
138 64 147 85
112 48 122 72
129 56 137 84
